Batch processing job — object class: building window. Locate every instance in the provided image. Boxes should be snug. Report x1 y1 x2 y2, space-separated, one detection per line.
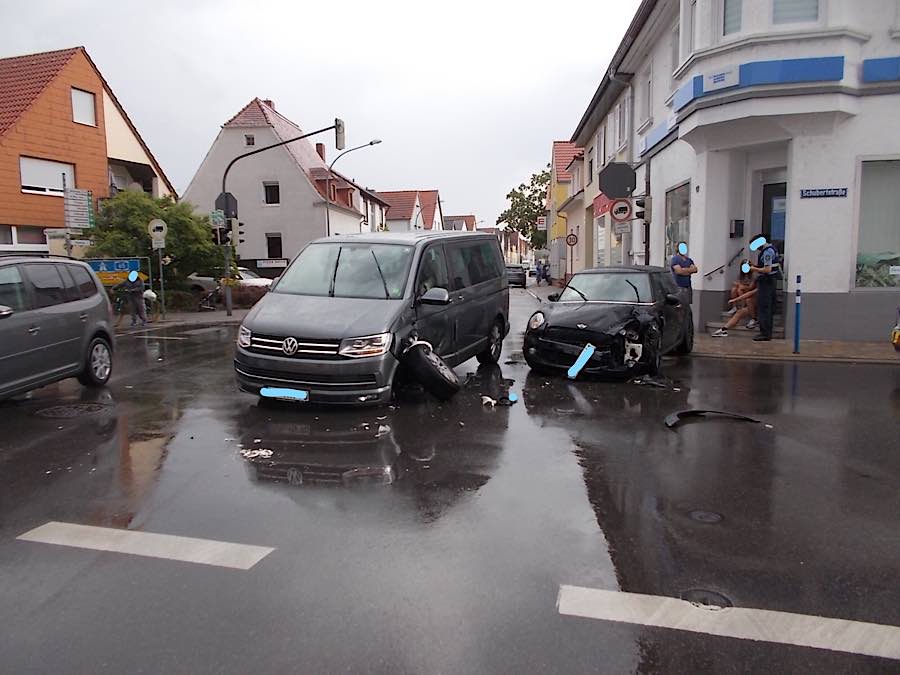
16 226 49 244
689 0 698 51
617 102 628 148
857 160 900 288
263 182 280 205
20 157 74 195
71 88 96 126
587 148 594 184
773 0 818 24
244 134 255 147
723 0 742 34
665 183 691 258
266 233 283 259
0 224 12 245
641 64 653 124
671 24 681 72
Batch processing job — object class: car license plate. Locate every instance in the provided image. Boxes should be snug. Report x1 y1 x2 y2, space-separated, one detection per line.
260 387 309 402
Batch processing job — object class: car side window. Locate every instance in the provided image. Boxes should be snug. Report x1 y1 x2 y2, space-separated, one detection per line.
57 264 80 301
70 266 98 298
22 264 67 308
650 273 667 302
447 245 471 291
0 265 29 311
458 242 496 286
416 246 449 297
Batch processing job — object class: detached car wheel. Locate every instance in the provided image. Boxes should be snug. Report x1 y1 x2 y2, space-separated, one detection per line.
77 337 113 387
476 320 504 365
404 344 461 401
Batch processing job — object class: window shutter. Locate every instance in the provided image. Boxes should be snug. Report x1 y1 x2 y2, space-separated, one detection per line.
723 0 742 34
773 0 818 24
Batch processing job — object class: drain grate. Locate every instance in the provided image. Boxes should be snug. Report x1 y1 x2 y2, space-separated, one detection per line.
681 589 732 608
689 509 724 524
34 403 110 419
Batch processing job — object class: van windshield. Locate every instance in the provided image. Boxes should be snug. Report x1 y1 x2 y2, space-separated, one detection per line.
275 243 413 299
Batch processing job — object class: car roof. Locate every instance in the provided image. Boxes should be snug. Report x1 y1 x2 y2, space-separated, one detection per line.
311 231 498 246
0 255 90 266
575 265 669 274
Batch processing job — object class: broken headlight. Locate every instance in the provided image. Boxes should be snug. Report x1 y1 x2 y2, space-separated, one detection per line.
339 333 392 358
624 325 641 342
528 312 546 331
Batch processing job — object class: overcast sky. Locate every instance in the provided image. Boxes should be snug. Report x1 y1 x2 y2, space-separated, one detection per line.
1 0 640 226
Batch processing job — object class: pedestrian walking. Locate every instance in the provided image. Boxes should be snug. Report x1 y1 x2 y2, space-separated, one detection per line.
670 241 697 305
542 262 551 286
748 234 780 342
535 261 543 286
114 271 147 326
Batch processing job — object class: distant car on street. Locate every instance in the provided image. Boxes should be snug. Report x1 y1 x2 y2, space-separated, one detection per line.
505 264 527 288
524 266 693 376
188 267 272 294
0 256 115 399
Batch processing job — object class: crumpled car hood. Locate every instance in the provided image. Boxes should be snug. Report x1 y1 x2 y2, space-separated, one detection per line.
545 302 655 334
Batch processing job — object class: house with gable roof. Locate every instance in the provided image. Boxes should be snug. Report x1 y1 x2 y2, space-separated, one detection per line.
375 189 444 232
0 46 175 256
182 98 388 269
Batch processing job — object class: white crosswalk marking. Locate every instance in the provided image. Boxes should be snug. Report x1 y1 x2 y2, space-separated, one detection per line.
558 585 900 661
18 522 274 570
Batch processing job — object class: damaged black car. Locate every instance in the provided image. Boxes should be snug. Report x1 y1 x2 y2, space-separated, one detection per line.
524 266 693 376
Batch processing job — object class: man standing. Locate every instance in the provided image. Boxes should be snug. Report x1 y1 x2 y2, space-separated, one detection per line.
749 234 779 342
670 241 697 304
114 270 147 327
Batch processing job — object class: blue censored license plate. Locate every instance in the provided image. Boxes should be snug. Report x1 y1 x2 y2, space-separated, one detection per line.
260 387 309 402
567 343 596 380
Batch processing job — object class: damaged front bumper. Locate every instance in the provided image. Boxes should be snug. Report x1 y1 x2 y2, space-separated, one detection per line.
523 331 646 375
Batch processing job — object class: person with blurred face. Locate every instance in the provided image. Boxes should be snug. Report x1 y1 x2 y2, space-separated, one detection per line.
114 270 147 326
748 234 779 341
670 241 697 304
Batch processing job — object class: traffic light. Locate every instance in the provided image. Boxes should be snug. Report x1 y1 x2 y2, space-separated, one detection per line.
232 220 246 245
335 118 346 150
220 222 232 246
635 195 652 221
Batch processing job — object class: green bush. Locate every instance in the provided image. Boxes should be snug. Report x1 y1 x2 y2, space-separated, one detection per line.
231 286 267 308
164 290 197 312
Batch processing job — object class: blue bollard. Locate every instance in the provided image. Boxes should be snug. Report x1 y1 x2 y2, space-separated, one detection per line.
793 274 801 354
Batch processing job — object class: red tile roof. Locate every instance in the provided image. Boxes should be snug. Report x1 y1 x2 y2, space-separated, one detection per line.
376 191 419 221
418 190 440 229
0 47 78 136
552 141 582 182
223 97 279 128
445 215 476 231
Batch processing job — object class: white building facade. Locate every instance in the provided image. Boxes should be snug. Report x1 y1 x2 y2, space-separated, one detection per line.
570 0 900 340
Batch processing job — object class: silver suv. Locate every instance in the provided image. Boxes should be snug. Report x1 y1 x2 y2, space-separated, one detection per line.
0 256 115 400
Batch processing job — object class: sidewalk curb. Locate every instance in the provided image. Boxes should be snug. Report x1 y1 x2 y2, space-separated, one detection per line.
115 316 244 336
692 351 897 366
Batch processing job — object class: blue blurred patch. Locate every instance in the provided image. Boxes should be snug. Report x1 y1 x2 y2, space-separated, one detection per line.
749 236 767 252
260 387 309 402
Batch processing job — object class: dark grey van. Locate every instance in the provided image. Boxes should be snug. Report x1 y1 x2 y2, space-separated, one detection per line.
234 231 510 405
0 256 115 400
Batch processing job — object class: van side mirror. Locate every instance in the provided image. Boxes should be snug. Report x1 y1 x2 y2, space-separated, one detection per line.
547 293 559 302
665 293 682 306
419 287 450 306
0 305 13 319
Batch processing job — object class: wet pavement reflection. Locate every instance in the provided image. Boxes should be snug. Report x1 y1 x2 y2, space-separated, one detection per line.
1 292 898 674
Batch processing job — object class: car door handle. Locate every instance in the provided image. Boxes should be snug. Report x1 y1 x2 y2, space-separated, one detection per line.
28 325 40 335
79 313 88 322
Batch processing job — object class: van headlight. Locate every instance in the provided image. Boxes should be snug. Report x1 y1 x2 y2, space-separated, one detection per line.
528 312 546 331
339 333 392 358
238 325 252 348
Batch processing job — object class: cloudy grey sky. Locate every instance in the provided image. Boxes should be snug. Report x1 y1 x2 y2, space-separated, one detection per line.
1 0 640 224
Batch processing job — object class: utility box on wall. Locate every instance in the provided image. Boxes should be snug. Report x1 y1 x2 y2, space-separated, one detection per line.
730 219 744 239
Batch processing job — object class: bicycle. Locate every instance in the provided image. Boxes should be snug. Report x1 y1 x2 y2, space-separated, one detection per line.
111 289 159 328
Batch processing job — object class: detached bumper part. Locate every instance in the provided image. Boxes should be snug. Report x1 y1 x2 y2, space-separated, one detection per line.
664 409 761 429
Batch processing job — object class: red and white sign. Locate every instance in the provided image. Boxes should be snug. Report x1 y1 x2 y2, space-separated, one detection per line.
610 199 633 223
565 233 578 247
593 193 613 217
536 216 547 231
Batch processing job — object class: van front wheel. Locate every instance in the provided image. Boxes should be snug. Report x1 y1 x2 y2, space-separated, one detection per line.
476 320 504 365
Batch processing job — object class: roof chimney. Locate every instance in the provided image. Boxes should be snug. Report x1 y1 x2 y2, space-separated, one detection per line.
315 143 326 161
262 99 274 109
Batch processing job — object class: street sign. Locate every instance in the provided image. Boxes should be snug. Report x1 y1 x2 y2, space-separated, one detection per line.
536 216 547 231
70 239 93 247
152 238 166 250
614 220 631 235
599 162 637 199
210 209 225 229
611 199 634 222
565 233 578 247
86 258 147 286
257 259 288 268
64 188 96 229
215 192 238 219
148 218 167 250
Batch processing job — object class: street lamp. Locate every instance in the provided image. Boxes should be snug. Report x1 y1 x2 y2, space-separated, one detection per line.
325 139 382 236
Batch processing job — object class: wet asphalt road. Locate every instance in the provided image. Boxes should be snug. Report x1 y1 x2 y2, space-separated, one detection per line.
1 288 899 674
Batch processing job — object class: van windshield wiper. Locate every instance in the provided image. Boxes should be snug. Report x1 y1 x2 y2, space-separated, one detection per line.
328 247 342 297
370 250 390 299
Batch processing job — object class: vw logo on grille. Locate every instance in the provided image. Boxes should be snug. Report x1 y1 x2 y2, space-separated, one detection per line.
282 337 299 355
577 324 588 330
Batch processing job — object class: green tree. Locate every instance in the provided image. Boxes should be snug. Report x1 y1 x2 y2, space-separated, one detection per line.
88 191 221 289
497 165 550 250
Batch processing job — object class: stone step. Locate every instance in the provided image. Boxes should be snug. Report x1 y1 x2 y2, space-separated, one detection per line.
705 321 785 338
718 311 784 326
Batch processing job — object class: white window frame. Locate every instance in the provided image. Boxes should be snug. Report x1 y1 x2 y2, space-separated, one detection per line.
262 181 280 206
689 0 698 53
617 101 628 151
772 0 820 26
244 134 255 147
639 63 653 130
852 153 900 290
599 125 607 163
671 23 681 74
722 0 742 36
71 88 96 127
19 157 74 196
587 147 594 185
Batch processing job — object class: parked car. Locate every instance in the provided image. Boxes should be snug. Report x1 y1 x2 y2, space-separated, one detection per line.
505 264 527 288
523 266 693 376
188 267 272 294
0 256 115 400
234 231 510 405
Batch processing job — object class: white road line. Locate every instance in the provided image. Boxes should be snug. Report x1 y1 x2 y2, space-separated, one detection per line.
18 522 274 570
557 585 900 661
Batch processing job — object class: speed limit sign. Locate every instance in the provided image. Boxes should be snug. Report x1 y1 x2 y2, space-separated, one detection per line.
565 233 578 247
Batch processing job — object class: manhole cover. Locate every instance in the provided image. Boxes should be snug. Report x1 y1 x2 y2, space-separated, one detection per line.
689 509 723 524
34 403 110 419
681 589 732 608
